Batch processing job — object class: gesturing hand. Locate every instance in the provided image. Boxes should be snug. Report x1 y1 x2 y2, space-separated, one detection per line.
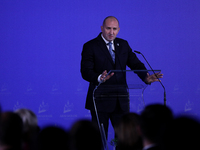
145 72 163 84
100 70 114 82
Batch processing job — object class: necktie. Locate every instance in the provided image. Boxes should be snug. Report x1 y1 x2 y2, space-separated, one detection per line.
108 42 115 63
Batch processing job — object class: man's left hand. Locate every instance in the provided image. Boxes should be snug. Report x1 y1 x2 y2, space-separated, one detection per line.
145 72 163 84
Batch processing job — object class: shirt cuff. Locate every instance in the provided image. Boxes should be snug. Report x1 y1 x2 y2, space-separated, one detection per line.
98 74 102 83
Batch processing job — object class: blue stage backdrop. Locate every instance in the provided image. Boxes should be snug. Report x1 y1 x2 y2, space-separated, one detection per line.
1 0 200 148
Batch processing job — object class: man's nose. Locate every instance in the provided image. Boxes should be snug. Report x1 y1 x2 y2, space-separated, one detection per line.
110 29 114 34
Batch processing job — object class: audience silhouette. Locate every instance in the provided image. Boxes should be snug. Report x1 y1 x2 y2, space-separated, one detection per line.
38 126 70 150
115 112 143 150
162 116 200 150
140 104 173 150
70 119 102 150
0 111 23 150
0 104 199 150
15 109 40 150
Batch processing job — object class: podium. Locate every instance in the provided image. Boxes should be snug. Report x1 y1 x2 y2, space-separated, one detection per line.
92 70 161 150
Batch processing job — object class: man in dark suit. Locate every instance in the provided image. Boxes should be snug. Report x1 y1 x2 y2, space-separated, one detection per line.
81 16 162 138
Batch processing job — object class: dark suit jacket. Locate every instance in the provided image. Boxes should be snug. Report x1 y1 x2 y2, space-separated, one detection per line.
81 33 147 112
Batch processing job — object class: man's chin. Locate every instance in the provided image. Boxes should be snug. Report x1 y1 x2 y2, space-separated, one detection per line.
108 37 115 41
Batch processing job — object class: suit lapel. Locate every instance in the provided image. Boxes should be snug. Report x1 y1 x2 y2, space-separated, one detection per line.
113 39 122 69
96 34 115 65
114 39 120 54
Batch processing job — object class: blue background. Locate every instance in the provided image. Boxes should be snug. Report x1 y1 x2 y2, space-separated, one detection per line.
1 0 200 148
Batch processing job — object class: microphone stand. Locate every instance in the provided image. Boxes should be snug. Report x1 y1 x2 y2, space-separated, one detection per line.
93 78 110 150
134 50 166 106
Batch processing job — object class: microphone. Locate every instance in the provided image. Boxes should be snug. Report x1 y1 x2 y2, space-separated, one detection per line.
134 50 166 106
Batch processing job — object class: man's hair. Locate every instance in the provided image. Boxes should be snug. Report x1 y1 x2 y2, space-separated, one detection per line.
102 16 119 26
15 108 38 132
140 104 173 143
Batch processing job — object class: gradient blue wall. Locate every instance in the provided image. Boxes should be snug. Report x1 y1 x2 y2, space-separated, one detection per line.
1 0 200 147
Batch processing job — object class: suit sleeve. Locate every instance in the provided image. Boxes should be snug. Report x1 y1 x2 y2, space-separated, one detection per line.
125 41 148 83
81 42 100 85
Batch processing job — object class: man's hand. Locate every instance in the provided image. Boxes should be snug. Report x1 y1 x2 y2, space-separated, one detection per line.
145 72 163 84
100 70 114 82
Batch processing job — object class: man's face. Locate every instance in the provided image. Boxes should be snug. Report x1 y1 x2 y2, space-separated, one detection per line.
101 18 120 42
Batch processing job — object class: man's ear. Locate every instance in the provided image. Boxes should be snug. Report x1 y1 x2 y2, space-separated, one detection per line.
101 26 103 32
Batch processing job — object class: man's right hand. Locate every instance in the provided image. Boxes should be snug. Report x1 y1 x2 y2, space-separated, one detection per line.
100 70 114 82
